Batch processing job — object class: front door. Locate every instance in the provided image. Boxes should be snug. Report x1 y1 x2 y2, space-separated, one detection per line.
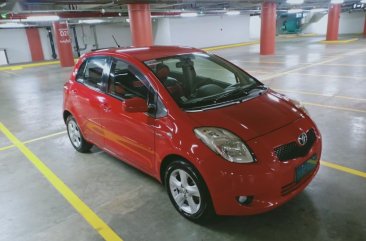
100 58 155 173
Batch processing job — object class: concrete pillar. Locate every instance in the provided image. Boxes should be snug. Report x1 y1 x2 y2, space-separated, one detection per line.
364 14 366 36
260 1 276 55
326 4 341 41
53 21 74 67
25 27 44 62
127 4 153 47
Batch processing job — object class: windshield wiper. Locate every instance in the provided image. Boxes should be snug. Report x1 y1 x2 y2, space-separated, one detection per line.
213 86 250 102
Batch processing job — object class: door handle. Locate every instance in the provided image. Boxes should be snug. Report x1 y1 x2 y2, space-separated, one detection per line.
100 103 111 112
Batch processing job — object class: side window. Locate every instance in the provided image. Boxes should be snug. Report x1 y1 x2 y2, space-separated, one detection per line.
76 60 87 81
80 57 108 90
108 59 149 100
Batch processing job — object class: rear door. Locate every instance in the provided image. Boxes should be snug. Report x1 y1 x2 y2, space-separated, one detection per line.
99 58 156 173
70 56 109 147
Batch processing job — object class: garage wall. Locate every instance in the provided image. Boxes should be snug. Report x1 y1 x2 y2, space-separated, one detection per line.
0 28 31 64
249 15 261 39
303 12 365 34
94 23 132 48
154 15 250 48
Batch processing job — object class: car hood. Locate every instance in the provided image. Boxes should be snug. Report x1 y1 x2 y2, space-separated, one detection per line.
185 90 302 140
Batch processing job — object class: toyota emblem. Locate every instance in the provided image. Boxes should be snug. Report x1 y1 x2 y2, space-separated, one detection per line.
298 132 308 146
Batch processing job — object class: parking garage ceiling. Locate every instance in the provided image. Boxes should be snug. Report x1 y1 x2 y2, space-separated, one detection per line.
0 0 364 27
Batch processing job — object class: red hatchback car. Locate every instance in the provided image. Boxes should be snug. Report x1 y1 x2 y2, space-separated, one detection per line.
63 46 321 222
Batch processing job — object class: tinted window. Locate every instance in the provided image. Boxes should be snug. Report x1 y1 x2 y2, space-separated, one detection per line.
80 57 108 90
145 53 262 110
108 59 149 100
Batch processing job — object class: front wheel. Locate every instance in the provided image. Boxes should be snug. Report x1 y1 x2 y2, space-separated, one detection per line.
66 115 93 153
165 160 214 222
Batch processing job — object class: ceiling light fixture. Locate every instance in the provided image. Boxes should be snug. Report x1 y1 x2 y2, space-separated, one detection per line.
288 9 303 13
286 0 304 4
0 22 25 28
26 15 60 22
360 0 366 3
180 12 198 17
330 0 344 3
226 10 240 16
79 19 104 24
310 8 328 13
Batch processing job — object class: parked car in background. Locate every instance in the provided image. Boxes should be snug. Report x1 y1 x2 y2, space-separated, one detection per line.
63 46 322 222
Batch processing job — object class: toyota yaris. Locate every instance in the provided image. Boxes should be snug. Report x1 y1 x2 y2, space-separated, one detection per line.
63 46 321 222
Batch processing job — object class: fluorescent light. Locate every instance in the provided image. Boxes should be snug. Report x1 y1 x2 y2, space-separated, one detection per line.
79 19 104 24
180 12 198 17
287 0 304 4
360 0 366 3
288 9 303 13
0 22 25 28
330 0 344 3
226 10 240 16
310 8 328 13
126 18 130 23
26 15 60 22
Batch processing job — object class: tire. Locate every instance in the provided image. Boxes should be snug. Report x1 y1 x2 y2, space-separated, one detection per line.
66 115 93 153
165 160 215 222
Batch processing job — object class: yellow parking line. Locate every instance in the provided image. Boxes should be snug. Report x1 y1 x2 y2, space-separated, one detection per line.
321 38 359 44
289 72 366 80
303 102 366 114
202 41 259 51
321 160 366 179
273 89 366 102
0 123 123 241
0 58 79 72
0 130 67 152
0 61 61 71
262 48 366 81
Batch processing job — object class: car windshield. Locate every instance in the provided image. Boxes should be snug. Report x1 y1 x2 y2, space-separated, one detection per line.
144 53 265 110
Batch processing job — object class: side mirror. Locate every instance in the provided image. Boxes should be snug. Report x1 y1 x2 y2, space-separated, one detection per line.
123 97 148 113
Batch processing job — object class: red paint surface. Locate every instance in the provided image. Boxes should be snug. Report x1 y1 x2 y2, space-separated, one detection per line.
63 46 322 215
260 2 276 55
25 28 44 62
53 22 74 67
364 15 366 36
326 4 341 41
127 4 153 47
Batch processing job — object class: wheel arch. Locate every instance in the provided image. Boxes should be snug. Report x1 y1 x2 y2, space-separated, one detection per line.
63 110 72 124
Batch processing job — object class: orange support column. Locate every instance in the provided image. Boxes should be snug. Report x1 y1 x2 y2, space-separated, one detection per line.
25 27 44 62
326 4 341 41
363 14 366 36
53 21 74 67
127 4 153 47
260 1 276 55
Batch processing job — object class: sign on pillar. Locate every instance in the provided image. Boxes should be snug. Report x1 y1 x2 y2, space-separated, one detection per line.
53 21 75 67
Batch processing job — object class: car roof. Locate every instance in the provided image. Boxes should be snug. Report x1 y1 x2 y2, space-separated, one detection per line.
90 45 205 62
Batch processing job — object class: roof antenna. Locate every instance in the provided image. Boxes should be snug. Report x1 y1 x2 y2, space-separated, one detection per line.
112 35 120 47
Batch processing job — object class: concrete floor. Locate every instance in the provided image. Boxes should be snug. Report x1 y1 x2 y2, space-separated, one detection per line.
0 35 365 241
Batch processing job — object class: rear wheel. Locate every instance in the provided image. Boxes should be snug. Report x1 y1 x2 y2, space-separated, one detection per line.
165 160 214 222
66 115 93 153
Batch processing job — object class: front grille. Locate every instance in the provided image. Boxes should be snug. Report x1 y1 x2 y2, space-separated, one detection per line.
274 129 316 161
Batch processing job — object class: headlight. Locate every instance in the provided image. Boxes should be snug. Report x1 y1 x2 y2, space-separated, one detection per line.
289 98 309 115
194 127 255 163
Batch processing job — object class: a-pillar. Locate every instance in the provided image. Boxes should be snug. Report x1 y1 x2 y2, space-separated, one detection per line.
25 27 44 62
326 4 341 41
53 21 74 67
127 4 153 47
260 1 277 55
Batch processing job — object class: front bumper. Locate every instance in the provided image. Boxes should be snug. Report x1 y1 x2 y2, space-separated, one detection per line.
198 117 322 216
